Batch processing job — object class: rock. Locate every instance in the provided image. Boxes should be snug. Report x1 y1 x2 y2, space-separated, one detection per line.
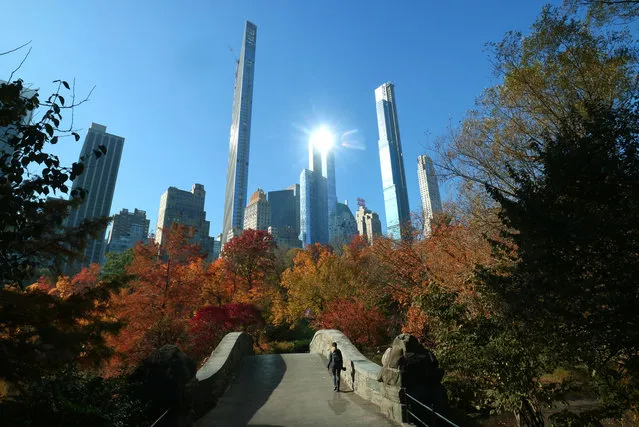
381 347 392 367
377 333 448 408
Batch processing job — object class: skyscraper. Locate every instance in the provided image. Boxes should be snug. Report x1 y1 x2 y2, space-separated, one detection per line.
156 183 214 256
268 184 301 248
106 208 150 254
299 136 330 245
66 123 124 267
222 21 257 244
299 169 328 246
243 188 271 230
417 155 442 236
329 201 358 246
375 82 410 240
356 205 382 244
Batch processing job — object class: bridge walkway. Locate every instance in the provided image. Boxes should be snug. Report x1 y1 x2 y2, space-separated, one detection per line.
195 353 396 427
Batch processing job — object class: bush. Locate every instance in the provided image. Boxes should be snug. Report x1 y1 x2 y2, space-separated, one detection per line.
0 368 151 427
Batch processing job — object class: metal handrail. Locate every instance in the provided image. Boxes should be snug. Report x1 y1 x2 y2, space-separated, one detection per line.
404 391 459 427
149 409 169 427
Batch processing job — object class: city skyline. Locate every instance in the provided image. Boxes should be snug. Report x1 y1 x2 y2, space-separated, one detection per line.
1 1 553 241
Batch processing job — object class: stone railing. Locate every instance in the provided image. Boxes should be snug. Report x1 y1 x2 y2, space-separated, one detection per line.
194 331 254 417
309 329 403 423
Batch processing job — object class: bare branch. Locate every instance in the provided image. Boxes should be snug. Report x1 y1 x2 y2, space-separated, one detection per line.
7 46 32 83
0 40 32 56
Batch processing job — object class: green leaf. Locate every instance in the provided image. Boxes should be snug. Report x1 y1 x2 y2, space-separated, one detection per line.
62 81 70 90
44 123 54 137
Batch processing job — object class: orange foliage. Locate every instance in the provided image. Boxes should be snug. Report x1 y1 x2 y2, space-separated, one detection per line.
27 264 102 299
219 229 278 313
312 298 389 348
105 225 207 374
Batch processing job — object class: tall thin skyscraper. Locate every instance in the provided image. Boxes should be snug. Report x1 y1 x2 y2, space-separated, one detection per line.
222 21 257 243
299 138 329 246
375 82 410 240
67 123 124 267
417 155 442 236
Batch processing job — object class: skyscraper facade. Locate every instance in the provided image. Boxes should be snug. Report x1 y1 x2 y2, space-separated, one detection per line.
268 184 301 248
417 155 443 236
156 183 214 255
375 82 410 240
222 21 257 244
106 208 150 254
356 205 383 245
329 201 358 246
243 188 271 230
67 123 124 267
299 136 330 246
299 169 328 246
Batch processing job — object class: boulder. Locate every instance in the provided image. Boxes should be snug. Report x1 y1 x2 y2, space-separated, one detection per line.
377 333 447 408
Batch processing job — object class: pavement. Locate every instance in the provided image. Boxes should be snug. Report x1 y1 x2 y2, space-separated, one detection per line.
195 353 397 427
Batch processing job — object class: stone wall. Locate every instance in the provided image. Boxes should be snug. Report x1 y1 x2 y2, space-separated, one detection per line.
194 332 253 417
309 329 404 423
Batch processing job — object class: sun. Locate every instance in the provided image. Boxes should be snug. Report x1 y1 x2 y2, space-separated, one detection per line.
309 126 335 154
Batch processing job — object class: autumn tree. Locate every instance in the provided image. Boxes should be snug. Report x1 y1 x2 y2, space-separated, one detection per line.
313 298 389 349
0 71 126 408
188 303 265 362
107 224 207 373
480 102 639 422
277 244 356 325
220 229 278 312
437 5 638 212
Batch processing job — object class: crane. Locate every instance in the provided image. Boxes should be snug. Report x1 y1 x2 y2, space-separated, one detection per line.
228 45 240 80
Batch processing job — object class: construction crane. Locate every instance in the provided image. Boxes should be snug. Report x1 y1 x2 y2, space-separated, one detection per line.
228 45 239 80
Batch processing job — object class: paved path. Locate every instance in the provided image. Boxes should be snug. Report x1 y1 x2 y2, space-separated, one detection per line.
196 353 396 427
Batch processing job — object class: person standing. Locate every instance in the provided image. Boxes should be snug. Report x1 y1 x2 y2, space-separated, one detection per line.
327 342 344 392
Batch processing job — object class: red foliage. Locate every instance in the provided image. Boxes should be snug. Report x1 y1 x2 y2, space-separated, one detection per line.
188 303 264 361
312 298 389 349
220 229 277 306
105 225 207 374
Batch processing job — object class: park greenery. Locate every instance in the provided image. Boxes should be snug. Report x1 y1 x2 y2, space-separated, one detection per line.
1 1 638 426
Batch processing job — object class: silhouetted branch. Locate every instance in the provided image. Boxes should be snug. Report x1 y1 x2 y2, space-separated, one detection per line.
0 40 32 56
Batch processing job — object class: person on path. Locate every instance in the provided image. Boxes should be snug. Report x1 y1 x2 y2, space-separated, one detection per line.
327 342 344 392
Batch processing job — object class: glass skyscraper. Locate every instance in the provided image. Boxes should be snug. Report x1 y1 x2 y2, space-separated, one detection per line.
417 154 442 236
299 139 329 246
67 123 124 267
375 82 410 240
222 21 257 243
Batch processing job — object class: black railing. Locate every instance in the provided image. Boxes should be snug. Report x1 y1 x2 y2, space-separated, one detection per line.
149 409 169 427
404 391 459 427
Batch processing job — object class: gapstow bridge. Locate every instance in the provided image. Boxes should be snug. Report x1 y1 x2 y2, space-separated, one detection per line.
154 329 456 427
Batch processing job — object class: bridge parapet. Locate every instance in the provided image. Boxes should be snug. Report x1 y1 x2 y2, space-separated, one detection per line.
310 329 403 423
194 331 253 417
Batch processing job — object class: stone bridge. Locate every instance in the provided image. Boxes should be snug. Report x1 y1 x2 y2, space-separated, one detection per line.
193 329 404 427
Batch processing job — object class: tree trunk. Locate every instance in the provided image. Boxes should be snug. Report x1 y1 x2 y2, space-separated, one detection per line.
514 398 545 427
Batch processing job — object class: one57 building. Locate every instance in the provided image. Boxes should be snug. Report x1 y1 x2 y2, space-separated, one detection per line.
375 82 410 240
222 21 257 243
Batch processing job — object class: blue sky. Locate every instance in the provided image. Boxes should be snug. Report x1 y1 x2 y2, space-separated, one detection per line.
2 0 555 237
